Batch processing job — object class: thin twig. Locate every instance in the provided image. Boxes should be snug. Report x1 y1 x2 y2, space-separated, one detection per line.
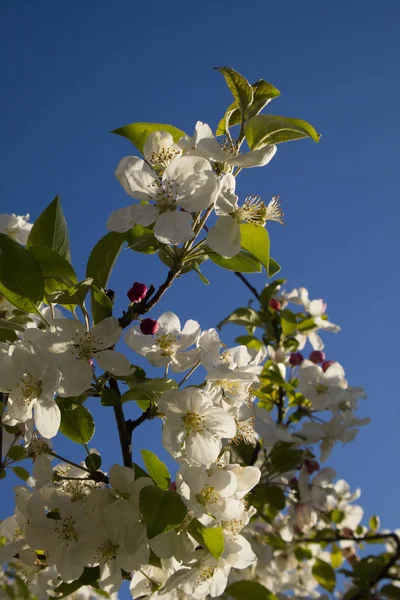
178 361 201 388
126 407 156 434
110 378 132 467
234 271 261 301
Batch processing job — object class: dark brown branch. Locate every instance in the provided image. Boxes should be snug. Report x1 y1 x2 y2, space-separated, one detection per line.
110 378 132 467
234 271 261 301
126 406 156 434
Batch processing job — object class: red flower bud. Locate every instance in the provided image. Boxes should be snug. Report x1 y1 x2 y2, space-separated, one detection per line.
305 459 320 474
289 352 304 366
322 360 336 372
169 481 177 491
269 298 281 311
127 282 148 304
288 477 298 488
140 318 159 335
309 350 326 364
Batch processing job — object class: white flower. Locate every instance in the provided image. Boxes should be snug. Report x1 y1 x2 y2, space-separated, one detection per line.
125 311 200 372
298 465 337 511
159 388 235 466
298 360 348 410
107 154 220 245
32 316 131 397
0 213 32 244
288 287 340 350
0 341 61 438
179 121 277 169
207 173 283 258
143 131 182 168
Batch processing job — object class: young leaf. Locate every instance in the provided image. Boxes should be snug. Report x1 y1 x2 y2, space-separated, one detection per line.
85 453 101 472
240 224 270 271
59 404 95 444
188 518 224 560
208 250 262 273
86 231 126 324
111 122 185 154
28 245 77 294
245 114 321 149
312 559 336 592
331 543 343 568
27 196 71 262
139 486 187 538
281 309 297 335
268 258 281 277
0 233 44 313
218 307 262 329
226 581 278 600
141 449 171 490
215 67 254 121
247 79 281 119
0 328 18 342
11 466 31 482
127 225 160 254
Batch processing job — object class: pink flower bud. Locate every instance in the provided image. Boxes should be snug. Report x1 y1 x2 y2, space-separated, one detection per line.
289 352 304 366
140 318 159 335
322 360 336 372
127 282 148 303
304 459 320 474
269 298 281 311
169 481 177 491
309 350 326 364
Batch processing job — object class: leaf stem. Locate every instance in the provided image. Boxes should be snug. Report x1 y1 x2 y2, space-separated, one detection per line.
178 361 201 388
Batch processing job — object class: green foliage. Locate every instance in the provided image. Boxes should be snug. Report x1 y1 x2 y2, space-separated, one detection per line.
294 547 313 561
85 453 101 471
7 446 27 462
215 67 254 122
331 543 343 568
268 258 281 277
381 584 400 599
0 328 18 342
27 196 71 262
369 515 380 532
312 559 336 592
280 309 297 335
226 581 278 600
141 450 171 490
86 231 126 323
121 377 177 410
218 307 262 329
47 277 93 309
269 442 303 472
188 518 225 560
245 114 321 149
59 404 95 444
127 224 161 254
11 466 31 481
53 567 100 598
112 122 185 154
0 233 44 313
240 223 270 271
208 249 262 273
139 486 187 538
100 387 121 407
28 245 77 295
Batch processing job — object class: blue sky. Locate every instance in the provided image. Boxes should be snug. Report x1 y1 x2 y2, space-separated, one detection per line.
0 0 399 595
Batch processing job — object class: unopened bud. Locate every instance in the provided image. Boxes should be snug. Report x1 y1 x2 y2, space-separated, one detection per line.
309 350 326 364
289 352 304 366
140 318 159 335
304 459 320 474
341 527 354 538
322 360 336 372
127 282 148 304
169 481 177 492
288 477 298 488
269 298 281 311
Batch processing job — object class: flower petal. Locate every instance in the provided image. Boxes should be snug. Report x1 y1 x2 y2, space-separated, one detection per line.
207 216 241 258
154 211 194 245
115 156 157 201
34 400 61 438
95 350 132 376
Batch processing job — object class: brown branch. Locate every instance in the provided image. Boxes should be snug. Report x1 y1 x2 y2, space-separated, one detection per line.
234 271 261 301
126 406 156 434
110 378 132 467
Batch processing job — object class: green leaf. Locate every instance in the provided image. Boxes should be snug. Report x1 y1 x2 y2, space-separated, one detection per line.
112 122 185 154
59 404 95 444
47 278 93 308
215 67 254 120
0 328 18 342
141 450 171 490
188 518 224 560
139 486 187 539
226 581 278 600
27 196 71 262
208 250 262 273
216 101 240 136
262 485 286 510
245 114 321 149
121 378 177 409
54 567 100 598
235 335 263 351
11 466 31 481
0 318 26 332
28 245 77 295
100 388 121 407
0 233 44 313
240 224 270 271
127 225 161 254
269 442 303 472
259 279 286 307
381 584 400 599
248 79 281 119
133 463 148 480
294 547 312 561
55 393 88 409
86 231 126 324
331 509 345 524
85 453 102 471
7 446 27 461
312 559 336 592
331 543 343 568
218 307 262 329
369 515 380 531
281 309 297 335
297 316 316 332
268 258 281 277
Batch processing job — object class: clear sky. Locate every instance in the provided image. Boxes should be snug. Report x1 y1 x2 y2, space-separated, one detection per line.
1 0 399 596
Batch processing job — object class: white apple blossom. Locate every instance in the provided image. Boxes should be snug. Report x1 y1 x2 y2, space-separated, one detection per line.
0 341 61 438
0 213 32 244
159 387 235 466
207 173 284 258
179 121 277 169
298 359 348 410
143 131 182 168
125 311 200 372
28 316 131 397
107 154 220 245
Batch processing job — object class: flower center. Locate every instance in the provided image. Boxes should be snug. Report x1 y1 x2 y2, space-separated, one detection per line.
197 565 217 583
5 225 21 238
196 484 219 506
147 180 178 213
315 383 328 394
236 195 268 225
148 148 180 168
155 332 177 356
214 379 242 395
182 411 205 433
97 540 119 565
72 332 99 360
16 372 42 404
54 516 78 543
